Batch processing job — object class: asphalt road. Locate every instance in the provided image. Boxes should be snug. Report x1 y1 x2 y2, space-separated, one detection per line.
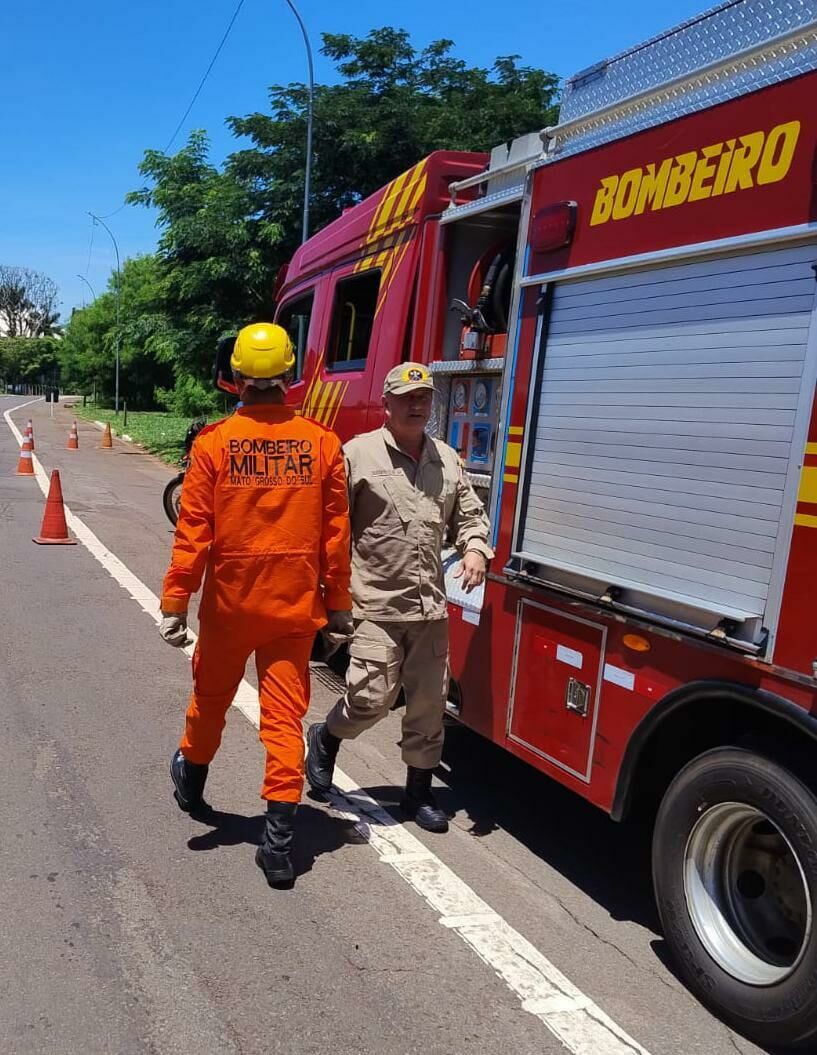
0 395 770 1055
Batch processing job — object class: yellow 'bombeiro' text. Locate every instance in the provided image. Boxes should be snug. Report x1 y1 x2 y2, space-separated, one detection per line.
589 120 801 227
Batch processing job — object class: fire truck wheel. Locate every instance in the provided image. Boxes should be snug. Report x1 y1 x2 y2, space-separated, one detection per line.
653 747 817 1049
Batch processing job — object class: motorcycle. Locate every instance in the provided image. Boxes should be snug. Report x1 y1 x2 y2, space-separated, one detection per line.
162 417 207 526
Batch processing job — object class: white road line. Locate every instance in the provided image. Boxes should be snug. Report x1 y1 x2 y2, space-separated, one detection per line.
326 772 648 1055
4 398 650 1055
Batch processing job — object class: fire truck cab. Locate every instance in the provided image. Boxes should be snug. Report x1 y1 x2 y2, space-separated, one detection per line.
271 1 817 1045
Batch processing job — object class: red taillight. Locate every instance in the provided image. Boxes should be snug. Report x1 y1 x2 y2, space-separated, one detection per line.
530 201 577 253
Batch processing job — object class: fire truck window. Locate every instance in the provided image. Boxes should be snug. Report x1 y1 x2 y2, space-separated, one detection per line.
327 271 381 371
277 291 314 381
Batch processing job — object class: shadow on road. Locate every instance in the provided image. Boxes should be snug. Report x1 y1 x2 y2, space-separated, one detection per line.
333 718 656 929
184 803 363 879
648 940 787 1055
426 721 659 931
354 726 788 1054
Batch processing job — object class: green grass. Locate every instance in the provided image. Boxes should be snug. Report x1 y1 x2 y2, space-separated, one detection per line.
74 405 221 465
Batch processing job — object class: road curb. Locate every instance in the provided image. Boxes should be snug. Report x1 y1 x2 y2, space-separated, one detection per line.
91 419 136 445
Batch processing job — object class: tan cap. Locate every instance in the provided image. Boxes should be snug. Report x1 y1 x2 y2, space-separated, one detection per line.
383 362 434 396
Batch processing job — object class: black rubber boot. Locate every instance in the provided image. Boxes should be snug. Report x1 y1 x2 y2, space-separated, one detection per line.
401 766 449 833
170 749 209 814
255 801 297 888
305 721 341 792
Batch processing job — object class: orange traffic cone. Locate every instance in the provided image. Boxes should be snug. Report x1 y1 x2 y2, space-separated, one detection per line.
100 422 113 449
33 470 77 546
16 439 35 476
25 419 34 451
67 420 79 450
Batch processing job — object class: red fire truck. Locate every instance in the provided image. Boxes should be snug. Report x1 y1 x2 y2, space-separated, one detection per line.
240 1 817 1045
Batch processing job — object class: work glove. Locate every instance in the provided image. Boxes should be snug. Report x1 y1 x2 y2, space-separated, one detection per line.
160 612 191 648
321 609 354 657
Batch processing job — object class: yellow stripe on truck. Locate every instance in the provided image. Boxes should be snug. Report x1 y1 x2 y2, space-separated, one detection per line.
374 168 412 234
505 441 522 469
321 381 340 424
327 383 348 429
306 374 323 419
798 466 817 505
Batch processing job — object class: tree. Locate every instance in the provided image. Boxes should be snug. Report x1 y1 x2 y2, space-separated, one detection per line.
124 131 278 407
0 336 60 390
0 266 59 337
100 29 558 410
227 29 559 257
60 256 175 408
59 296 116 397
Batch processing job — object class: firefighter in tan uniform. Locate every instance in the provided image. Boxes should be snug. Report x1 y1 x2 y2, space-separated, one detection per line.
306 362 493 832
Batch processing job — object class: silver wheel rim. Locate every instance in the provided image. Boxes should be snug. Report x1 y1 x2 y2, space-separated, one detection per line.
172 485 182 518
684 801 812 985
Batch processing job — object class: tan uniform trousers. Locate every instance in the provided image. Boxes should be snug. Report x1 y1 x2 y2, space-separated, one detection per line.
326 618 449 769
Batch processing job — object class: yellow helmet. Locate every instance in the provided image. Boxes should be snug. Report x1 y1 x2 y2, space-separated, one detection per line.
230 323 295 380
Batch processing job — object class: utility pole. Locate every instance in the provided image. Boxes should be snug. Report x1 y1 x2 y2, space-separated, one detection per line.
282 0 314 244
87 212 122 413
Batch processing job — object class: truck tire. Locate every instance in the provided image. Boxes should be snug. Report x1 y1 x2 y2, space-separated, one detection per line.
163 473 185 526
653 747 817 1049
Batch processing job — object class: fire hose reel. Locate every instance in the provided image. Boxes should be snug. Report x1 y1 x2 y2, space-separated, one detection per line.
450 244 515 360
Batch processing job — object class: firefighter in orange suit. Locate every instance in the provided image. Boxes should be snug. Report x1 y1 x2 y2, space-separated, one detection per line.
159 323 352 888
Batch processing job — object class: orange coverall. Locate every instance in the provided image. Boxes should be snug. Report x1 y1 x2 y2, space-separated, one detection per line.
160 404 351 802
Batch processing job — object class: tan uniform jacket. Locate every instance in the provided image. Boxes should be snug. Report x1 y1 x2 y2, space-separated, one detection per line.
344 427 494 622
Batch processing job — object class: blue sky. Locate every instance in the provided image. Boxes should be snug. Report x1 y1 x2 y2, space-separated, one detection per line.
2 0 706 319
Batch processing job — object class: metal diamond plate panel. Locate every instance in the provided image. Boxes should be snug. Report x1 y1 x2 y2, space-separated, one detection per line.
552 0 817 159
440 187 525 224
428 382 449 441
429 358 505 374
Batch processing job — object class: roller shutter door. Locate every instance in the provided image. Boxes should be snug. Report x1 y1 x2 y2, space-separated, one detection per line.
516 243 817 625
